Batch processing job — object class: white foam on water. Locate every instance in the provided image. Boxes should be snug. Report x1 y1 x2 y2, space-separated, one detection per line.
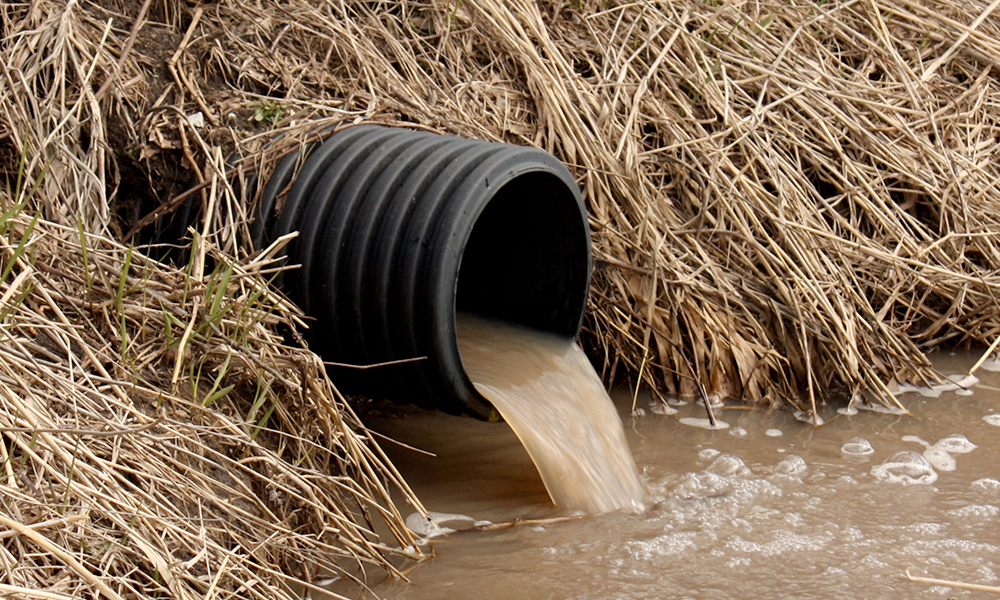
956 388 974 396
979 353 1000 372
898 373 981 398
946 504 1000 518
943 373 980 390
707 454 750 477
679 417 730 430
699 448 721 461
972 478 1000 492
856 402 909 414
871 451 938 485
723 529 833 558
793 410 824 425
765 429 783 437
730 427 748 437
405 510 479 539
673 471 732 500
841 437 875 456
983 414 1000 427
922 445 957 471
649 401 678 416
775 455 808 476
837 406 859 416
901 434 929 448
902 434 975 472
933 434 977 454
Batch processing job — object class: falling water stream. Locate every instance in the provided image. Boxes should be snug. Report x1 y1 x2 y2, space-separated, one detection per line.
454 314 644 514
322 327 1000 600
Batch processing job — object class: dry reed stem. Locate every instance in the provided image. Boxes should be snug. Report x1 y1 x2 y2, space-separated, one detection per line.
0 206 424 597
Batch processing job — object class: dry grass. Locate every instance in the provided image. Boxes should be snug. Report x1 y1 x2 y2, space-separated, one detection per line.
0 196 424 597
0 186 424 597
3 0 1000 597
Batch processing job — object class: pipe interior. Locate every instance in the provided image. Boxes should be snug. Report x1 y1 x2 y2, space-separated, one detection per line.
456 171 590 340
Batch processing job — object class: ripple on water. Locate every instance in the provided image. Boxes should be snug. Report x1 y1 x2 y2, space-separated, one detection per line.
841 437 875 456
870 451 938 485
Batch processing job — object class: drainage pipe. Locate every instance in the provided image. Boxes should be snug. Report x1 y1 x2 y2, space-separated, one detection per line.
252 124 591 418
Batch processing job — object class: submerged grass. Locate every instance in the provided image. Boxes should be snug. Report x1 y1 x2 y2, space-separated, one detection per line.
2 0 1000 597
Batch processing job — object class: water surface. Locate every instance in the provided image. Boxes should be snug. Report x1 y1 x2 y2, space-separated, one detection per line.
348 352 1000 599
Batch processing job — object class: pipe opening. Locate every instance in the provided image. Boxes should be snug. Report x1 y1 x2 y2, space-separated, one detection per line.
456 170 590 340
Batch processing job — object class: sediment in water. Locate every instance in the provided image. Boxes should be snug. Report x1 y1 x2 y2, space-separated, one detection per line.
456 314 645 514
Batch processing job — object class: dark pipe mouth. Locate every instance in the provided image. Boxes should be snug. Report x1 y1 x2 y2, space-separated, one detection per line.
456 170 590 338
146 124 591 419
444 159 592 418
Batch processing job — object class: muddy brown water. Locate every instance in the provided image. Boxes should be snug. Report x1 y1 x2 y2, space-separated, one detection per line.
326 326 1000 600
454 314 644 514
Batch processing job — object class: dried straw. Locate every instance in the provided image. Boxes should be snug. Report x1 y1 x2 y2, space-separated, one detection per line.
0 206 424 597
3 0 1000 596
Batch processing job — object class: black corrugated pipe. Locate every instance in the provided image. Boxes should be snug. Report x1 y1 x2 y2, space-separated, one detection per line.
249 124 591 418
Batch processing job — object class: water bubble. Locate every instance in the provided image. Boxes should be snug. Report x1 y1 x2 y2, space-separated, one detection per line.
922 445 956 471
983 414 1000 427
699 448 721 461
765 429 783 437
775 455 808 476
729 427 748 437
933 434 977 454
870 451 938 485
707 454 749 477
972 478 1000 492
946 504 1000 518
674 471 732 500
841 437 875 456
649 401 677 416
679 417 730 430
